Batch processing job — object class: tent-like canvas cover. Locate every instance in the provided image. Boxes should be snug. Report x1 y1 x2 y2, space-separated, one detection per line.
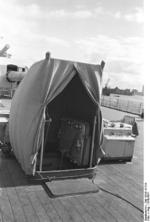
9 55 103 174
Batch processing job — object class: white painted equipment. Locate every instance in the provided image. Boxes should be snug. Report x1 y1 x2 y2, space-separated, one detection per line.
102 119 135 161
103 121 132 136
102 135 135 161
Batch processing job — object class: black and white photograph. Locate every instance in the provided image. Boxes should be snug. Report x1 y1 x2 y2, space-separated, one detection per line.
0 0 144 221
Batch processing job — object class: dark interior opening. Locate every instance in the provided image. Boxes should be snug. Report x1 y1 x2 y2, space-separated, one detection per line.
37 73 97 171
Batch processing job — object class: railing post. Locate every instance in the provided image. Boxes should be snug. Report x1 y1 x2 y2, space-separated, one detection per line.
139 103 142 115
126 100 129 112
109 96 111 107
117 97 119 110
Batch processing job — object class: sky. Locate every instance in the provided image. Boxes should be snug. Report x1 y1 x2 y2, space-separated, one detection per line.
0 0 144 90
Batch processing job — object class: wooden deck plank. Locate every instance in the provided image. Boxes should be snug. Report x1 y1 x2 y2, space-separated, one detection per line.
0 189 15 222
75 195 107 222
0 164 23 222
94 193 128 222
5 156 41 222
68 197 92 222
96 167 143 208
2 163 27 222
36 190 63 222
14 186 41 222
49 198 79 222
59 197 85 222
0 169 15 222
97 168 141 194
85 193 118 222
68 196 95 222
6 187 27 222
100 162 143 186
96 192 143 222
27 191 50 222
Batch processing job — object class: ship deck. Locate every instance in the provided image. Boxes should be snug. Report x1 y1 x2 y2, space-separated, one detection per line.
0 100 143 222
